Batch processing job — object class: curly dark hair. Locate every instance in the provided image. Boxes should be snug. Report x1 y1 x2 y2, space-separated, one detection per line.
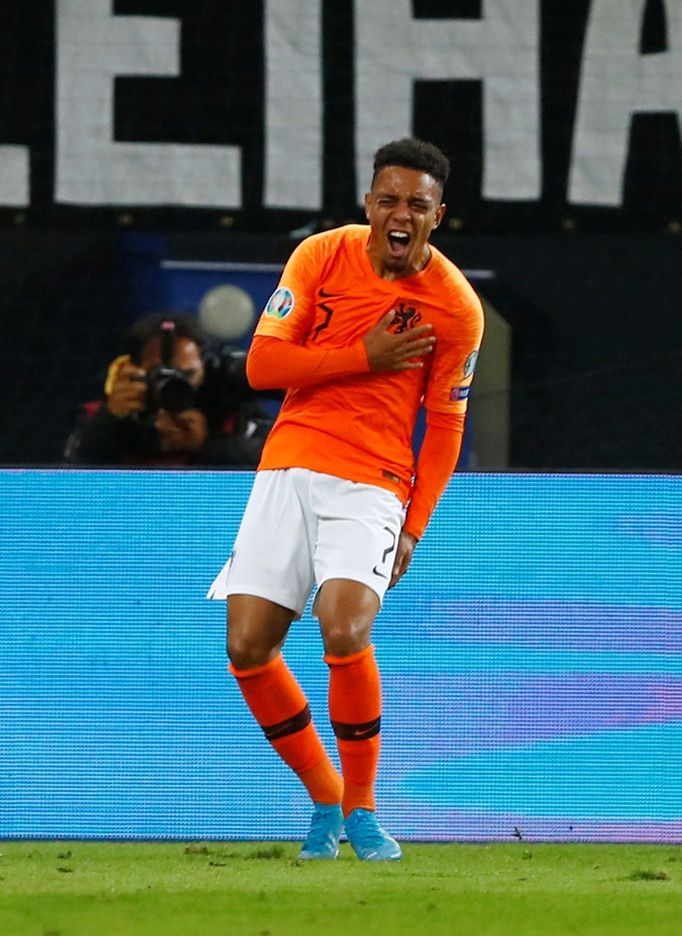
371 138 450 191
126 312 207 364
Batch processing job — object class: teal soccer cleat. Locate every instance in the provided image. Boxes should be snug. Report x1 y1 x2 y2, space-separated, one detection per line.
344 808 402 861
299 803 344 860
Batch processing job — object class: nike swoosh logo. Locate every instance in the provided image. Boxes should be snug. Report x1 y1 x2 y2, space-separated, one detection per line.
372 566 387 578
353 726 378 738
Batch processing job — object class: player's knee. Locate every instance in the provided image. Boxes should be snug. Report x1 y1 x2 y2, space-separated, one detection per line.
226 596 292 670
226 630 271 670
322 620 371 657
316 581 378 656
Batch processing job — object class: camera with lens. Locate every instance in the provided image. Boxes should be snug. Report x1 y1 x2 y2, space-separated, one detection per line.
142 318 275 414
139 318 278 457
144 320 197 415
145 365 197 415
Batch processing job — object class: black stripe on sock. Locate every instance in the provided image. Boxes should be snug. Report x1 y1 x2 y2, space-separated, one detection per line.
330 716 381 741
262 704 312 741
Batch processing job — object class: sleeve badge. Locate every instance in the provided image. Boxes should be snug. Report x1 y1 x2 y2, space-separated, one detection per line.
264 286 295 319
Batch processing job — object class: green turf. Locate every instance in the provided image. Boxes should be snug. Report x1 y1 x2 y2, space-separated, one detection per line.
1 841 681 936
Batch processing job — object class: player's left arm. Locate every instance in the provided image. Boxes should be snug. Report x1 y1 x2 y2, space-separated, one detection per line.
390 411 465 586
391 292 484 586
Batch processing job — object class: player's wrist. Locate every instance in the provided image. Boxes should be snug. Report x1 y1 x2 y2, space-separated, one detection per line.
401 526 420 544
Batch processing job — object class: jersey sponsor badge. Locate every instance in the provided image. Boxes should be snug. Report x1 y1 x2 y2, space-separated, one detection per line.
463 349 479 378
264 286 295 319
450 386 470 401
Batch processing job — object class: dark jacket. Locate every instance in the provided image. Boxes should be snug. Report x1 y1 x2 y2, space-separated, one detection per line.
64 398 273 468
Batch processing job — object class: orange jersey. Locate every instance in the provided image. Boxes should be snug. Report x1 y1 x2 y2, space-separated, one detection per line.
251 224 484 505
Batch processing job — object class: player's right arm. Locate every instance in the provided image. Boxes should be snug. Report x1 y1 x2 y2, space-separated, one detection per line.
247 313 435 390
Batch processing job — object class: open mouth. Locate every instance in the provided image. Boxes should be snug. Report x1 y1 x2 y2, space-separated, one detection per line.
387 230 411 257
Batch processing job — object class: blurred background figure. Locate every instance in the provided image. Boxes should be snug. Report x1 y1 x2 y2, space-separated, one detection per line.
64 312 275 468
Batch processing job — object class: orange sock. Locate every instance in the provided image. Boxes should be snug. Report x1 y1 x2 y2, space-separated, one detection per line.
325 644 381 816
230 654 343 806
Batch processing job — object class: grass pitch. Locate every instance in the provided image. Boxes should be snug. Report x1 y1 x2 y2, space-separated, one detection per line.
1 840 681 936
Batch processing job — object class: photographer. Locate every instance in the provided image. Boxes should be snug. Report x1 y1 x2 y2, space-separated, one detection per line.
64 312 273 467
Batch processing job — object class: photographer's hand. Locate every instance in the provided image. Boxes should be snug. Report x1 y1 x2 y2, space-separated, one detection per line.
106 361 147 417
155 408 208 453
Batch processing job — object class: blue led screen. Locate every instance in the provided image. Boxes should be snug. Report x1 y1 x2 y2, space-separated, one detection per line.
2 470 681 842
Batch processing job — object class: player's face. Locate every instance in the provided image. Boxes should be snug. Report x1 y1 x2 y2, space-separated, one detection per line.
364 166 445 278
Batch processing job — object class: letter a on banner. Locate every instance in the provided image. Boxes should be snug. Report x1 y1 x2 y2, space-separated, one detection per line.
569 0 682 206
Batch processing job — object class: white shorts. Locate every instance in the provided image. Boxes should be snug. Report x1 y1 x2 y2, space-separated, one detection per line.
207 468 405 618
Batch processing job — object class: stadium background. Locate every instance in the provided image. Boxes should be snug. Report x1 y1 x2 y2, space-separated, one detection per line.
1 0 680 841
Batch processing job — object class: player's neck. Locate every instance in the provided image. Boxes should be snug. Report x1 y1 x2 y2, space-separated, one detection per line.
366 243 431 281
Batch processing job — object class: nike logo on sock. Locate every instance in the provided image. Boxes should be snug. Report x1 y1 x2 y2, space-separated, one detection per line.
352 725 378 739
331 716 381 741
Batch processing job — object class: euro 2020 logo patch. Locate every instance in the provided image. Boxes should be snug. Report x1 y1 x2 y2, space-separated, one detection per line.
463 349 479 378
264 286 295 319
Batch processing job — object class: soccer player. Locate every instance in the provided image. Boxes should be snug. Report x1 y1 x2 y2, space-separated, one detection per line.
208 138 484 860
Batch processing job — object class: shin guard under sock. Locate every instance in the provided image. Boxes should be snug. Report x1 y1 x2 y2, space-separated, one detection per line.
230 654 343 805
325 644 381 815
